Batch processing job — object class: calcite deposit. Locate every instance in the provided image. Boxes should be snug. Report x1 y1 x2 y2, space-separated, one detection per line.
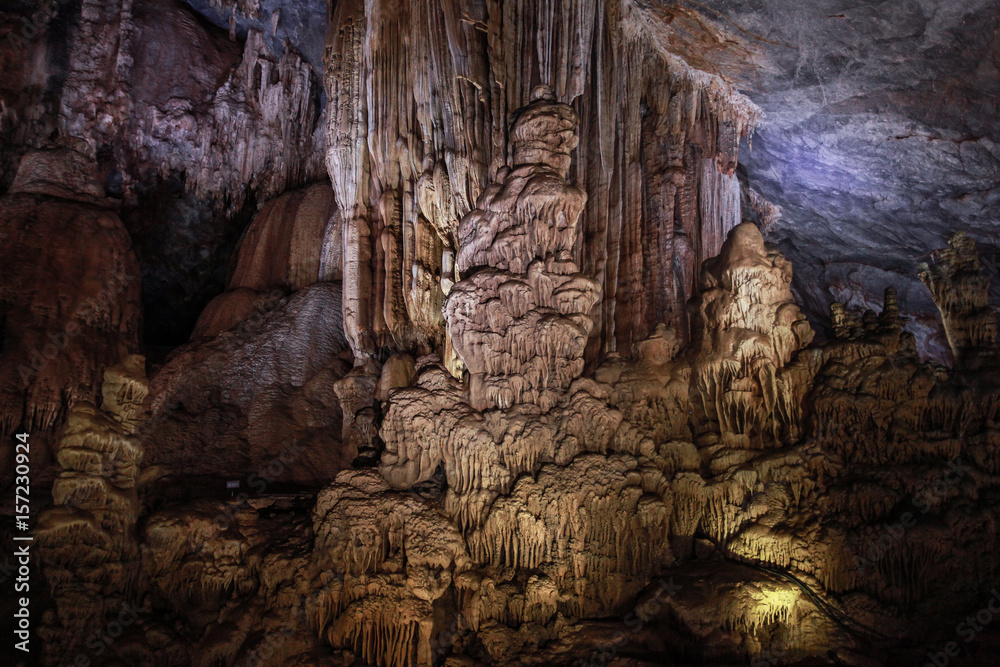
445 86 600 411
36 355 147 665
3 1 999 666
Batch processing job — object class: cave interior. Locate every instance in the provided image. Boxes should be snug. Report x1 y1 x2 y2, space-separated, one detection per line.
2 0 1000 666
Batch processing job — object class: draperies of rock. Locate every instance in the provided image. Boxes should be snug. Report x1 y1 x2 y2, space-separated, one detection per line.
324 0 760 363
228 180 342 291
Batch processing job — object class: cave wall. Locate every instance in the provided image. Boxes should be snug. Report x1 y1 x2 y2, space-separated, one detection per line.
0 0 328 345
698 0 1000 363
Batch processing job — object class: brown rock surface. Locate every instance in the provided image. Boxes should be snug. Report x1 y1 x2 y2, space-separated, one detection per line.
0 144 141 480
142 283 351 484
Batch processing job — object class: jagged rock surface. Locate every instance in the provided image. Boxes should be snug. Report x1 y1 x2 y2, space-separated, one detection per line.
0 0 328 343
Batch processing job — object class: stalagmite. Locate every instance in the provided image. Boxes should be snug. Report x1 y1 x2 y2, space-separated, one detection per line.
36 356 147 665
688 222 814 447
918 232 997 369
445 85 600 412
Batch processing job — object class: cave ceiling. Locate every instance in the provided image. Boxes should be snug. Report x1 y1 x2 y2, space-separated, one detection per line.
702 0 1000 360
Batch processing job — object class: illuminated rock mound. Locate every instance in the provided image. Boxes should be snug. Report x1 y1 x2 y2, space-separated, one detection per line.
142 283 352 484
35 355 147 665
688 221 814 448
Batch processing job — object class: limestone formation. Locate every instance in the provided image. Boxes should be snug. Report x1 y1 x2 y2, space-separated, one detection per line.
229 181 342 292
688 222 814 447
325 0 759 362
143 283 352 483
36 355 147 664
445 87 601 411
919 232 997 370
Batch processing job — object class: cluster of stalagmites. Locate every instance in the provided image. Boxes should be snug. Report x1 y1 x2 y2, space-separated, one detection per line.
315 223 998 666
302 95 838 666
36 221 1000 667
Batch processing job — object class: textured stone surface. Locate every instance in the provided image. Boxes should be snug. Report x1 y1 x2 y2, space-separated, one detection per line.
228 180 341 292
142 283 351 483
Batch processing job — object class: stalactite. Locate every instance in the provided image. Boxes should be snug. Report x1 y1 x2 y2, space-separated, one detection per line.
467 455 672 617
